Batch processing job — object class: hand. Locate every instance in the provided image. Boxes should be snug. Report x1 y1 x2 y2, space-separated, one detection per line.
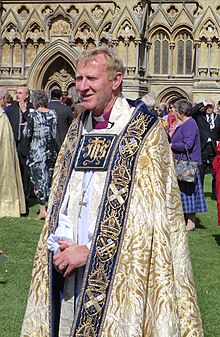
53 241 89 277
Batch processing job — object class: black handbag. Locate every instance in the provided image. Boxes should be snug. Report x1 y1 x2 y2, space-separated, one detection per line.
175 144 198 183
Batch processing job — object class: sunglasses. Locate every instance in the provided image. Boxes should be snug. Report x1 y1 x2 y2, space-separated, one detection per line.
206 105 213 109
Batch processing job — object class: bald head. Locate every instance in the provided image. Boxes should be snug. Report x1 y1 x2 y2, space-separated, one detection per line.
16 86 30 104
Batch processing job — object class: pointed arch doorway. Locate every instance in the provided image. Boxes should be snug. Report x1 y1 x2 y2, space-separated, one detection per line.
28 39 79 102
42 56 77 99
156 87 190 104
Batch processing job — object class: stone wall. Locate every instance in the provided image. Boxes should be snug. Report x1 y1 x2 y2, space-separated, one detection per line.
0 1 219 105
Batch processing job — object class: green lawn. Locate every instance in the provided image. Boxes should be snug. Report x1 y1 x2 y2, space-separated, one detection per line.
0 175 220 337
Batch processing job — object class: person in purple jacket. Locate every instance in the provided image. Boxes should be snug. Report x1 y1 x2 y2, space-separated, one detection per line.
171 99 207 231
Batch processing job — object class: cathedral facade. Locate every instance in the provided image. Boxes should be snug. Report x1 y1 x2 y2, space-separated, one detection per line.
0 0 219 105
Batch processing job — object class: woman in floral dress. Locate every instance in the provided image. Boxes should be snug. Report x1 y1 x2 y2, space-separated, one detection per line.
24 90 58 220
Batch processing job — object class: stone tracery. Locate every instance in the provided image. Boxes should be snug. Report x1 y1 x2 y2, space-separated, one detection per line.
0 1 219 103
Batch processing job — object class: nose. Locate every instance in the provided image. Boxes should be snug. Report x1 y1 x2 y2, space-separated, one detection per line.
76 78 90 92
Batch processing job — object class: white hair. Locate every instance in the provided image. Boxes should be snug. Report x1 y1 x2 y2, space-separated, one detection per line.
0 87 8 99
141 94 156 110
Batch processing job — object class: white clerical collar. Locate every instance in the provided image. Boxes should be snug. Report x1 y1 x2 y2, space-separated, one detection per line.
92 114 105 122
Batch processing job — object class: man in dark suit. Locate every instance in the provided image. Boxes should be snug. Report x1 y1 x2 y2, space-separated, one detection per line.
192 99 220 199
6 85 33 208
48 89 73 150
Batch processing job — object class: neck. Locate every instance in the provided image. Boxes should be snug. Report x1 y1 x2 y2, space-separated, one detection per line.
19 102 27 112
92 96 118 117
37 107 48 112
181 116 190 123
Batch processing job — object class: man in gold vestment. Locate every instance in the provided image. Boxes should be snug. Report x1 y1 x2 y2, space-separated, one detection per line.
21 48 203 337
0 87 26 217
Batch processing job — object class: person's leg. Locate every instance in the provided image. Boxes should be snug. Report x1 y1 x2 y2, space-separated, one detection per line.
199 162 206 189
34 204 47 221
31 165 47 220
185 212 196 231
17 153 31 215
211 165 217 200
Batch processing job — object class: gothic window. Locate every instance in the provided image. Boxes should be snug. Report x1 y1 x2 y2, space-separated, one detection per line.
177 40 184 74
154 40 160 73
162 40 169 74
153 32 169 74
177 33 193 74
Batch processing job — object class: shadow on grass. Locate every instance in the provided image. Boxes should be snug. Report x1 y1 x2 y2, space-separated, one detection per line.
22 197 38 217
212 234 220 246
196 217 206 229
204 192 212 198
0 280 8 284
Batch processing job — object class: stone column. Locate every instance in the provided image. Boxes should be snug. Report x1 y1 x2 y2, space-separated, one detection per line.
46 20 51 45
194 40 201 76
9 42 14 75
143 40 147 76
135 40 141 77
207 39 212 77
0 39 3 68
145 42 151 77
125 40 129 76
218 41 220 77
107 39 114 50
83 41 88 50
169 42 175 77
112 39 118 54
33 41 39 56
21 42 26 77
95 40 101 47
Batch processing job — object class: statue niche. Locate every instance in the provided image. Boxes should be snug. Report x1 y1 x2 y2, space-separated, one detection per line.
51 16 70 36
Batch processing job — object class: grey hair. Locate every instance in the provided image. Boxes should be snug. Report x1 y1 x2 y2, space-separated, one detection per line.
0 86 8 99
76 47 125 81
174 99 192 117
31 90 48 109
141 94 156 110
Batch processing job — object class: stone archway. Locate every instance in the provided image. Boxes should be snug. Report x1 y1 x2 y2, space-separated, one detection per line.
157 87 190 104
27 39 79 101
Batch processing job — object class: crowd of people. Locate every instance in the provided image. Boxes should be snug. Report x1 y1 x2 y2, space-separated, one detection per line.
0 46 219 336
0 85 74 220
1 78 219 228
142 93 220 229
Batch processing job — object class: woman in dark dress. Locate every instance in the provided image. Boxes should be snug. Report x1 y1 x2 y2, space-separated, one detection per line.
171 99 207 231
24 90 58 220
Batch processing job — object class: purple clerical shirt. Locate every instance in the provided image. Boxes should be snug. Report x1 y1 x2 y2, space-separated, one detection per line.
92 110 111 129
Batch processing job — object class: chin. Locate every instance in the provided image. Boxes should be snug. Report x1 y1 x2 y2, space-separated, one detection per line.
82 102 95 111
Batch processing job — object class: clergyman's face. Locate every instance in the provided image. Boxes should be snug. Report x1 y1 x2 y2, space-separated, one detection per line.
75 54 116 117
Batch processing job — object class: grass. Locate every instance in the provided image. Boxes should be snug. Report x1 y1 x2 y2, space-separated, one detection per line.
0 175 220 337
188 175 220 337
0 199 42 337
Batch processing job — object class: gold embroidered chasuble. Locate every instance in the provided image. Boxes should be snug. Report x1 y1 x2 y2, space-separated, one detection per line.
21 97 203 337
0 108 26 217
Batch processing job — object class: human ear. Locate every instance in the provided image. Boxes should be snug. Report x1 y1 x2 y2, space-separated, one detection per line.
112 72 123 91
